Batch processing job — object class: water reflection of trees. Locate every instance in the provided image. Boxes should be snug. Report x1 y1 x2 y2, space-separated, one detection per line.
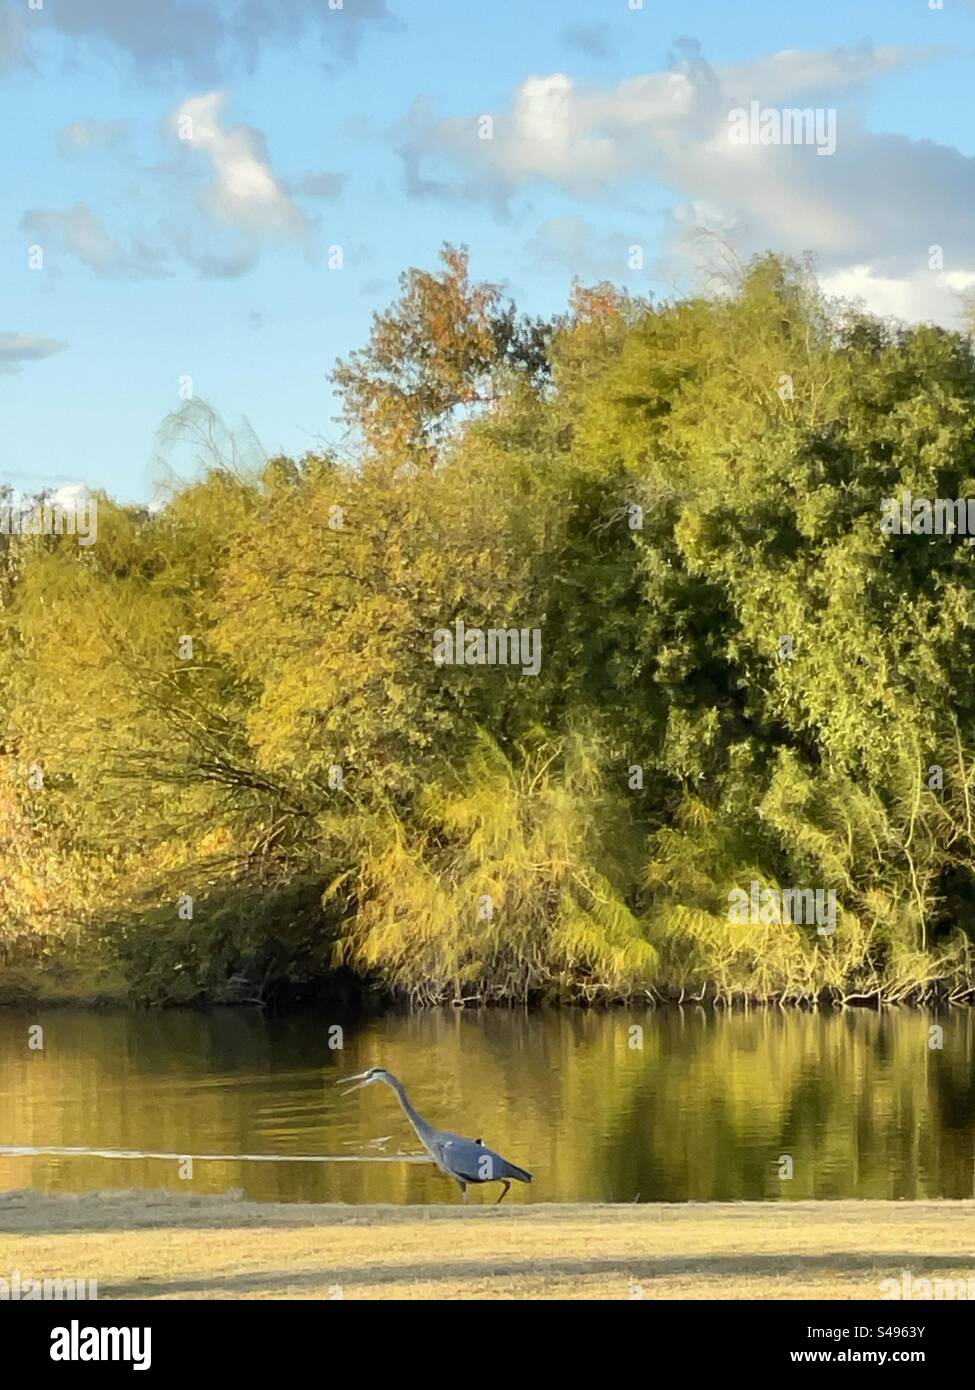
2 1008 972 1204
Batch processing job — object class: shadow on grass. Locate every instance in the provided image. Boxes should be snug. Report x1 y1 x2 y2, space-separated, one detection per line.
99 1252 975 1299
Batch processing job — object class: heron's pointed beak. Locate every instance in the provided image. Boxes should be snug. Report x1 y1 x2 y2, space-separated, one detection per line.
337 1071 372 1096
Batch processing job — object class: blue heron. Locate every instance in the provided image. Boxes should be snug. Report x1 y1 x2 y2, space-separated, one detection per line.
339 1067 532 1204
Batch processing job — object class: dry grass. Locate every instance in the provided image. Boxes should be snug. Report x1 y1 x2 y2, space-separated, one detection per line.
3 1191 975 1300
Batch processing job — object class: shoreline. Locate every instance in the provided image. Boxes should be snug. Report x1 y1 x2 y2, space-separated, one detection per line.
1 976 969 1012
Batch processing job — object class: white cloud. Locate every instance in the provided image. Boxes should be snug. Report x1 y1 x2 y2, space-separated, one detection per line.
819 264 975 325
19 204 168 279
49 482 93 506
403 43 975 325
171 92 311 243
20 97 316 283
0 0 399 79
165 225 260 280
406 46 922 197
0 332 67 374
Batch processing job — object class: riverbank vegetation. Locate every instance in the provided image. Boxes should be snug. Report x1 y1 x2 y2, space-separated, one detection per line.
5 249 975 1007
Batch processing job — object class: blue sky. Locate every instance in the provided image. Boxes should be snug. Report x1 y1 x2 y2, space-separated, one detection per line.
2 0 974 502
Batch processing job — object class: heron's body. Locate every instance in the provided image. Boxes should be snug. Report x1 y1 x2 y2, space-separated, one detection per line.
339 1067 532 1204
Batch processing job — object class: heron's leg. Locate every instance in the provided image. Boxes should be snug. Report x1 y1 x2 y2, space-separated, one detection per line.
495 1180 511 1206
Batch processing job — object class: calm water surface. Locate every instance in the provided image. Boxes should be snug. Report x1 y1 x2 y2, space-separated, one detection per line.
2 1007 975 1204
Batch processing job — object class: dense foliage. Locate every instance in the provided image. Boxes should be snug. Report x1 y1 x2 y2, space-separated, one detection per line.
5 248 975 1006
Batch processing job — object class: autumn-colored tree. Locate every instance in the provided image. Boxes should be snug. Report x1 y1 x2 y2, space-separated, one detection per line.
332 243 552 469
7 253 975 1006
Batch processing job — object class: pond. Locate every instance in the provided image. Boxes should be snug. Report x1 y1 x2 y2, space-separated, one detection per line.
2 1006 973 1205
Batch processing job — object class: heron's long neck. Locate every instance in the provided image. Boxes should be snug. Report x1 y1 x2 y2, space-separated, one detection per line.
385 1076 433 1144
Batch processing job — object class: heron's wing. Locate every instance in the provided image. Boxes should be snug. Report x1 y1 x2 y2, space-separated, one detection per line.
432 1136 485 1183
433 1136 521 1184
